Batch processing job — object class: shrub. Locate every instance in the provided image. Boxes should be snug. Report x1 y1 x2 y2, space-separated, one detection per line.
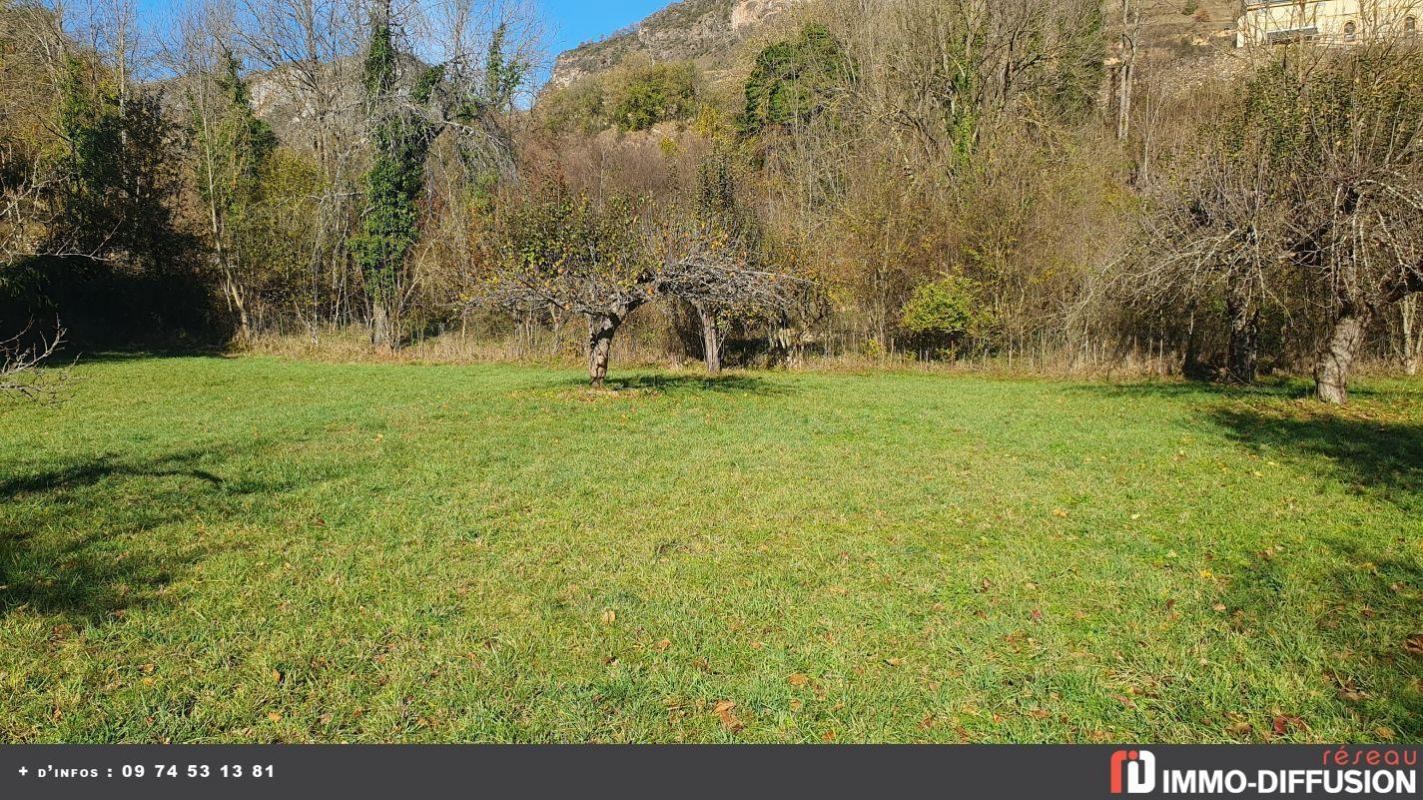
900 275 990 354
611 62 699 132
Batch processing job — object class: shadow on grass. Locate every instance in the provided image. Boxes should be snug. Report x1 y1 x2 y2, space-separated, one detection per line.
1222 534 1423 740
0 450 226 500
68 346 234 365
0 527 219 626
1072 377 1310 401
0 445 338 624
1206 405 1423 738
554 372 792 397
1211 407 1423 514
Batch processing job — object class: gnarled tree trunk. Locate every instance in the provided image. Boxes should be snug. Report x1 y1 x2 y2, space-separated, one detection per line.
1225 288 1260 384
1314 304 1371 405
697 304 722 376
587 314 619 389
371 302 394 350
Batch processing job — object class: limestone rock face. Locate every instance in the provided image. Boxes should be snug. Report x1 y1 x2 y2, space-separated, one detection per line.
548 0 808 89
731 0 803 32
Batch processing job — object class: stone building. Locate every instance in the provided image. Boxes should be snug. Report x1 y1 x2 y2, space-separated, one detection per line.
1237 0 1423 45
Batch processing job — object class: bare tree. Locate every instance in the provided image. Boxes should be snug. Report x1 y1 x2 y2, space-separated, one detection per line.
1131 43 1423 401
654 216 810 375
0 323 69 402
479 190 656 388
1293 44 1423 403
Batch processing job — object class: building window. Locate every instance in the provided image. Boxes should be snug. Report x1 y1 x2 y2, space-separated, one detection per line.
1344 21 1357 41
1407 16 1417 36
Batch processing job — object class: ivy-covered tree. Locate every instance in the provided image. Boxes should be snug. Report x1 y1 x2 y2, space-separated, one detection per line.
741 24 853 137
351 4 437 349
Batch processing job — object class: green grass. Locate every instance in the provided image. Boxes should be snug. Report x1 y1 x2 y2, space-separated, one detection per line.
1 355 1421 743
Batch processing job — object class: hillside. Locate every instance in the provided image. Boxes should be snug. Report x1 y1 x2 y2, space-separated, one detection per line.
549 0 809 88
549 0 1245 91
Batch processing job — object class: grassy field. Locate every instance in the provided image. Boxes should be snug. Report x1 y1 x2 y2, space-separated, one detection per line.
1 355 1420 743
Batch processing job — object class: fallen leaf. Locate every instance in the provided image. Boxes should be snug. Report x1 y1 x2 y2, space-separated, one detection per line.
713 700 743 733
788 673 811 687
1405 634 1423 656
1228 721 1253 736
1030 609 1044 624
1375 726 1396 740
267 712 283 723
1052 509 1069 519
654 639 672 653
1272 714 1305 736
272 669 284 684
1338 687 1369 703
789 699 803 712
821 730 837 742
600 609 616 625
1213 603 1228 613
884 657 904 667
919 714 936 730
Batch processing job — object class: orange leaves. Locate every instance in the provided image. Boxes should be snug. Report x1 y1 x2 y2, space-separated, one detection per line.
713 700 743 733
599 609 616 625
788 673 811 687
1271 714 1306 737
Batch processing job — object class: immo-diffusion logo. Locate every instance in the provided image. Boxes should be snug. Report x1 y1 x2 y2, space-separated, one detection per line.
1109 749 1419 796
1110 750 1157 795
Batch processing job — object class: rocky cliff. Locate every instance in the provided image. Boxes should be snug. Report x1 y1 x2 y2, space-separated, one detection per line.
548 0 808 88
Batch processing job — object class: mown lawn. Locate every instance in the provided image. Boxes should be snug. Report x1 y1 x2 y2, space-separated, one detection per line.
1 355 1420 743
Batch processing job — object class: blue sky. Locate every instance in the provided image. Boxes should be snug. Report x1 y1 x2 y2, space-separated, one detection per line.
540 0 669 56
133 0 672 85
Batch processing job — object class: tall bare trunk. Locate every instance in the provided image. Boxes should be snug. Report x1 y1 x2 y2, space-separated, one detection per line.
1314 306 1371 405
698 304 722 376
588 315 617 389
225 276 252 345
1116 0 1137 142
1400 295 1420 376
